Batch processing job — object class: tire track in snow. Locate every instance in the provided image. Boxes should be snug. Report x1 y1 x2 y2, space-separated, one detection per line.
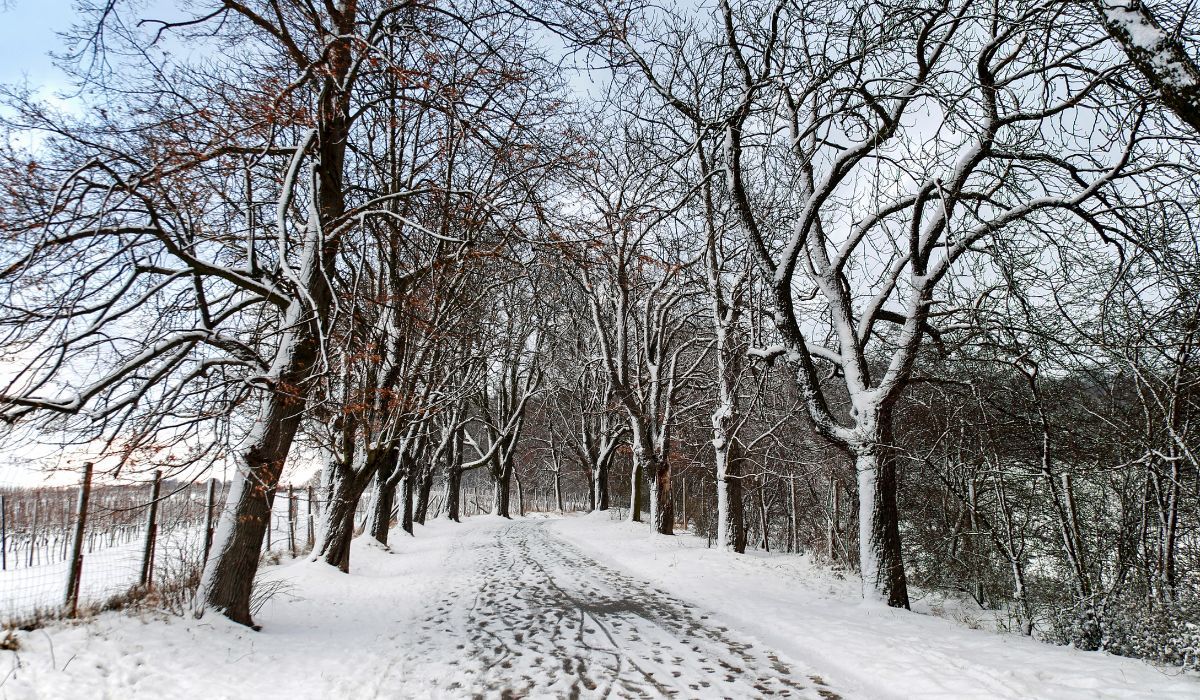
408 518 845 699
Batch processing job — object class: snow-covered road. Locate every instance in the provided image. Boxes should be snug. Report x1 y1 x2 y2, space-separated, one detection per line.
407 519 841 698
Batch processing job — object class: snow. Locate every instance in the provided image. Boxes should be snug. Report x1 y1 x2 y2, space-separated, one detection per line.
551 513 1199 700
0 513 1195 699
0 526 203 623
1101 2 1199 91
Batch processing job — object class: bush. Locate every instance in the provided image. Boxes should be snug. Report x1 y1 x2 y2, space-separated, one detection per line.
1098 596 1200 671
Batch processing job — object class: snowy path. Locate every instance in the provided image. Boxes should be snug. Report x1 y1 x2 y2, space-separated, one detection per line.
406 519 841 698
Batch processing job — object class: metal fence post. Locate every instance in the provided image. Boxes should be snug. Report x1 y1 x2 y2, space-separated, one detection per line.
64 463 94 617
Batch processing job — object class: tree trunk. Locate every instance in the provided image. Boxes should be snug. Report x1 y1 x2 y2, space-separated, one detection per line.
368 482 394 547
716 441 746 552
628 460 643 522
594 459 610 511
828 475 840 562
193 17 352 628
993 468 1033 635
758 480 770 551
414 466 435 525
681 477 688 531
492 466 512 518
1163 460 1180 600
647 455 673 536
194 323 321 626
516 472 525 517
854 436 909 609
314 465 372 573
369 479 395 545
787 478 798 554
400 473 414 535
444 464 462 522
368 451 400 545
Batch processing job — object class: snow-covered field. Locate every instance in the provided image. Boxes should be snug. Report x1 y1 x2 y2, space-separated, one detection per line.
0 491 307 625
0 513 1194 699
0 526 203 624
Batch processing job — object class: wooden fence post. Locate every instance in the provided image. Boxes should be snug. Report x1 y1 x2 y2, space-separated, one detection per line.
139 470 162 589
28 498 37 567
306 485 315 548
287 485 296 558
1 494 6 571
64 463 94 617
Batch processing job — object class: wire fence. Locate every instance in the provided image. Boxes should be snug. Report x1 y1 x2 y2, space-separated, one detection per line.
0 465 318 627
0 464 581 627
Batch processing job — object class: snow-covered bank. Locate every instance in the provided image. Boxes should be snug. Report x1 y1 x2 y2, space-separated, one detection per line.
0 517 491 699
0 513 1194 699
550 512 1199 700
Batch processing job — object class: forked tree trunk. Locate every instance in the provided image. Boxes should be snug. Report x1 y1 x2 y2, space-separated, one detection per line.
593 459 610 511
854 438 909 609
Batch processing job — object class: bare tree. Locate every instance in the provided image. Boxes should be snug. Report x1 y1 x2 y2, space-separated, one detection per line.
582 0 1157 606
554 121 710 534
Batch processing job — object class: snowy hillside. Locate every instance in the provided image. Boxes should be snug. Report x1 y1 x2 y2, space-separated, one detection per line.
0 514 1193 699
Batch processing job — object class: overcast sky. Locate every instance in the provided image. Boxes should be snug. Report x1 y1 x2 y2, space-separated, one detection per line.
0 1 73 92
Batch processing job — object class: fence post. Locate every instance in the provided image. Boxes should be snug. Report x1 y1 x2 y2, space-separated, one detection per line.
1 494 6 571
203 478 217 563
29 498 37 567
139 470 162 589
64 463 94 617
288 485 296 558
304 487 314 547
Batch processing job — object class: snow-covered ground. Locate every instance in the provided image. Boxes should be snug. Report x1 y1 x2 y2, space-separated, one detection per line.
0 491 308 625
0 513 1195 699
551 514 1200 699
